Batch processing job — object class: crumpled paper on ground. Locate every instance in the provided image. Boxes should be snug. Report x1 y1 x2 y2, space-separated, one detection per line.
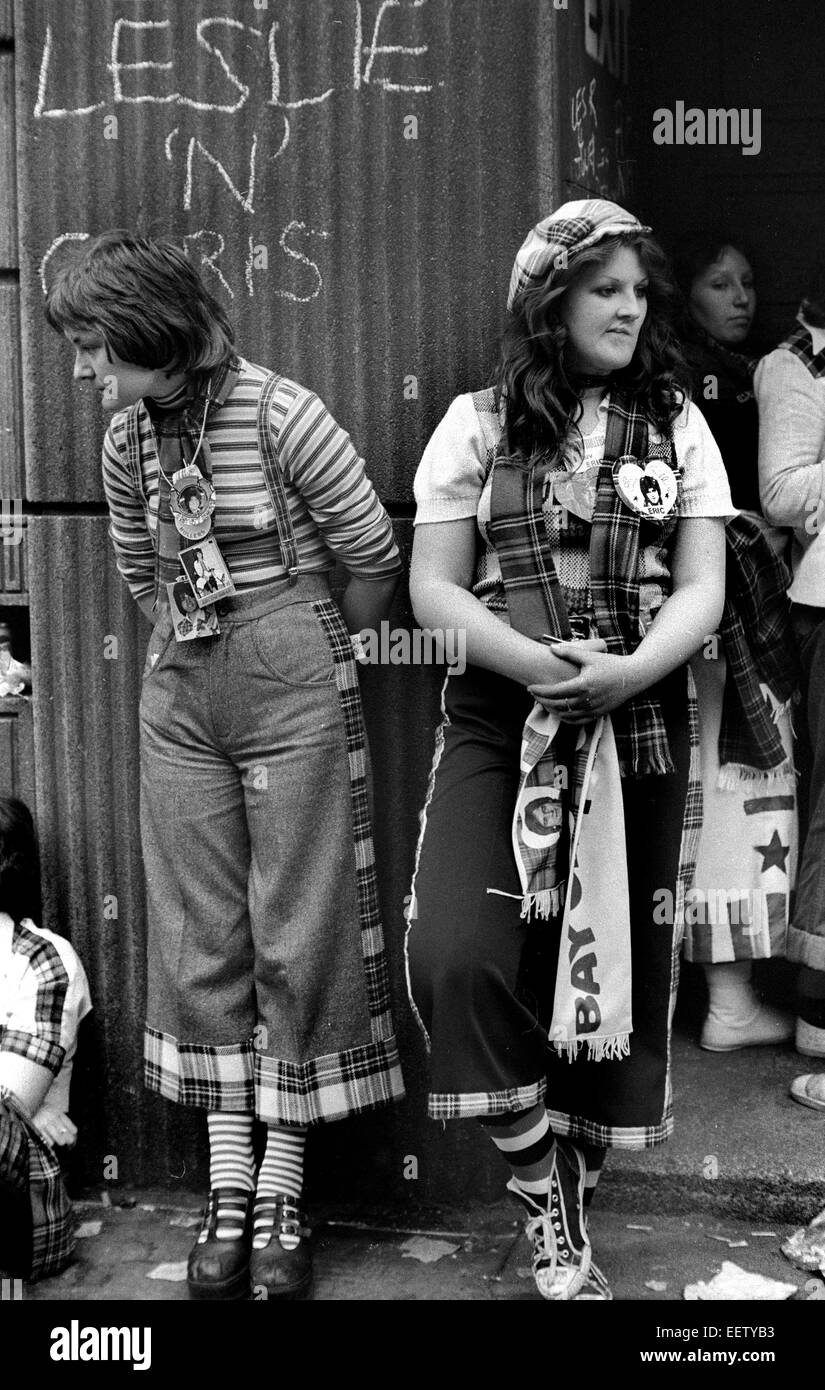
781 1206 825 1273
684 1261 797 1301
399 1236 459 1264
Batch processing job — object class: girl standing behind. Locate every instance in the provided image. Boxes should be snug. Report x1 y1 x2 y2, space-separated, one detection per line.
674 234 797 1054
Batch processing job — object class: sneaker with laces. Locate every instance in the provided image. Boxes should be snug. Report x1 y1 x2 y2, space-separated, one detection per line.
572 1259 612 1300
507 1139 591 1300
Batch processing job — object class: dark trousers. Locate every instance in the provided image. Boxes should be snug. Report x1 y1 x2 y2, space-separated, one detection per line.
407 663 688 1147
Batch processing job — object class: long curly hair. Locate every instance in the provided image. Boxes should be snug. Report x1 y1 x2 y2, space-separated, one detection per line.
494 231 689 462
0 797 42 925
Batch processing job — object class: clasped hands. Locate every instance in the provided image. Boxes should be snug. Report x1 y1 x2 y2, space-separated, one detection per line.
527 636 639 724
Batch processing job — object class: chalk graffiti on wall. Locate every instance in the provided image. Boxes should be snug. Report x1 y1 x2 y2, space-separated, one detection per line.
33 3 438 303
569 77 633 202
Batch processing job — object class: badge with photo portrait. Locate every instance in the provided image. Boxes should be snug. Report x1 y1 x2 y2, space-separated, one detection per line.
169 465 216 542
517 787 564 851
612 451 677 520
178 537 236 608
167 577 221 642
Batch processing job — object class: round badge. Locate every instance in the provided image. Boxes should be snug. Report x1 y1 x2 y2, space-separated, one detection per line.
170 467 216 541
612 455 677 519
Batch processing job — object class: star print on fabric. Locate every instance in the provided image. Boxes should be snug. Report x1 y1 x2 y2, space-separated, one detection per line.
754 829 790 875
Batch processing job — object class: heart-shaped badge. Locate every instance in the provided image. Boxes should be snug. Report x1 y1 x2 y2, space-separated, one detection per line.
612 457 677 519
549 464 601 522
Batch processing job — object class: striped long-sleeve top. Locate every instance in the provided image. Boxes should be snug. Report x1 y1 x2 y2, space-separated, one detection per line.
102 357 402 605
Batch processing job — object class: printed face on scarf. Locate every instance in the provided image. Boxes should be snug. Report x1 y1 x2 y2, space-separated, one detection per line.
688 246 755 346
560 246 648 377
65 327 188 414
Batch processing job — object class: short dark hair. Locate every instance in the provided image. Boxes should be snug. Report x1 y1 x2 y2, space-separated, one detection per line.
45 230 235 373
172 580 196 612
670 230 754 298
639 475 661 499
0 796 42 924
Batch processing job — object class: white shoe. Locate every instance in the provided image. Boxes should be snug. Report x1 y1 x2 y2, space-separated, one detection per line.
700 1003 794 1052
508 1141 592 1301
796 1020 825 1058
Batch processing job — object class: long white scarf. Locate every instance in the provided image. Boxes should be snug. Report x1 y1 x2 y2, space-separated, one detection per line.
512 705 633 1061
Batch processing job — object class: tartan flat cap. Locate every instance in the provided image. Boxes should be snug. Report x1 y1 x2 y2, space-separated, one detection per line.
507 199 652 310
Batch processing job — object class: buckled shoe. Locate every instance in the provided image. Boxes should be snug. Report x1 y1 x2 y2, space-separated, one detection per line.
187 1188 253 1301
249 1194 312 1300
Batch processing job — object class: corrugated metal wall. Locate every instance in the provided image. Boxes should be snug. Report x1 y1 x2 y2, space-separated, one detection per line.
6 0 641 1204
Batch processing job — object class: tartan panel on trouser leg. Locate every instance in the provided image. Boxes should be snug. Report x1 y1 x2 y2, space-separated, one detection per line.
312 600 395 1041
143 1029 256 1111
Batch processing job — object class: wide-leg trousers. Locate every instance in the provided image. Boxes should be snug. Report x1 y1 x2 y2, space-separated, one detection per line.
406 663 688 1148
139 574 404 1126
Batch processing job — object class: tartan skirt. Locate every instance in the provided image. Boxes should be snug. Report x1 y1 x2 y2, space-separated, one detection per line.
139 575 405 1126
405 662 696 1149
0 1089 74 1281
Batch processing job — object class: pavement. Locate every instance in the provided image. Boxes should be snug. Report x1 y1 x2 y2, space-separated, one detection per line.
11 1193 825 1304
8 1023 825 1304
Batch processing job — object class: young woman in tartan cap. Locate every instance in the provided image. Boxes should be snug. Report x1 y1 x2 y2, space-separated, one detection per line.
0 797 91 1281
46 231 405 1300
406 199 733 1300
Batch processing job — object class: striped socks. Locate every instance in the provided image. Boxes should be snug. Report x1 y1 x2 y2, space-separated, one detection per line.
205 1112 256 1240
578 1141 607 1209
479 1102 556 1195
253 1125 308 1251
480 1105 607 1208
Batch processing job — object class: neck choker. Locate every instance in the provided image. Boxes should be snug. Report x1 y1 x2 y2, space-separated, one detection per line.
568 371 613 391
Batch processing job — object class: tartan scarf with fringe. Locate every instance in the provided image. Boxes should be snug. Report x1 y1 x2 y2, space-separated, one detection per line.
717 512 797 783
488 389 680 778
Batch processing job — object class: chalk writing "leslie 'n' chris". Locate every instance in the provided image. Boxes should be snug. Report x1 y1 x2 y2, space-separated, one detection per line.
34 5 436 120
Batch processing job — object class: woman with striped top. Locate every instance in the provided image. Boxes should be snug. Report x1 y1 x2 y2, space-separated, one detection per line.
46 230 405 1301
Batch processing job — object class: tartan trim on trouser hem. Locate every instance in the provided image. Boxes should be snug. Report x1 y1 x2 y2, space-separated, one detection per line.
428 1080 546 1121
144 1027 404 1125
255 1038 405 1125
0 1088 74 1281
312 599 397 1045
544 1109 673 1150
143 1029 256 1111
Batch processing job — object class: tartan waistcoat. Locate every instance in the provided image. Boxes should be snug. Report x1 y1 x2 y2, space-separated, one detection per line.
486 389 681 776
